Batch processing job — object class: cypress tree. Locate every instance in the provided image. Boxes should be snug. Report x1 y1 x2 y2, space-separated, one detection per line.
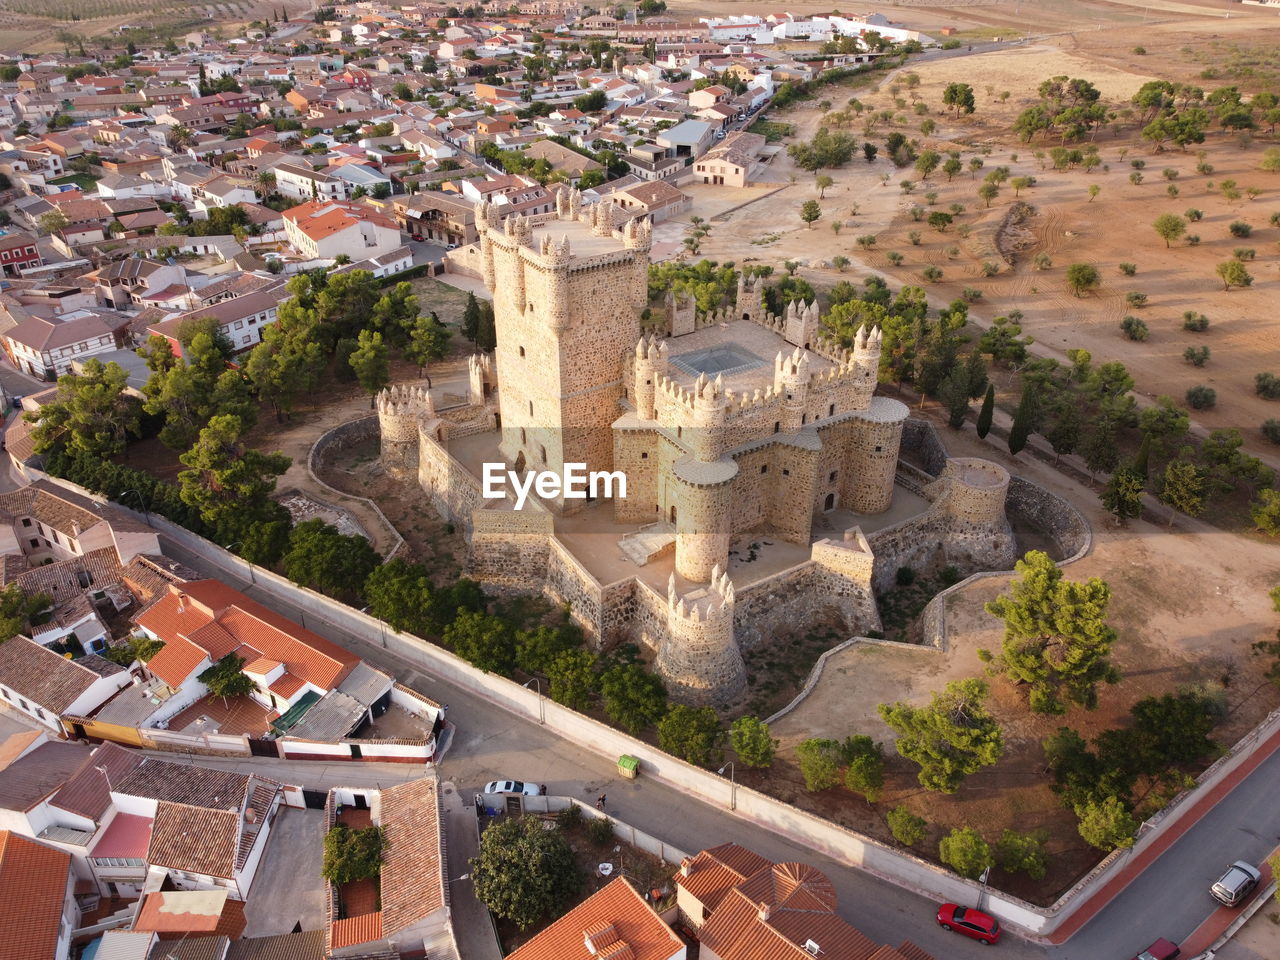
976 384 995 439
477 300 496 352
461 291 481 342
1132 432 1152 479
1007 384 1038 455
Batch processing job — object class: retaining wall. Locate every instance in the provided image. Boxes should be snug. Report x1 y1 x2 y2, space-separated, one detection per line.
307 416 406 558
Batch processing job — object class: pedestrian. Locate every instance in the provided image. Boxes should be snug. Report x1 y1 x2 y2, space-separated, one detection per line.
441 703 449 715
539 784 547 796
596 793 606 810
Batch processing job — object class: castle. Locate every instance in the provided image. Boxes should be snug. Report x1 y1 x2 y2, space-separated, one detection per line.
377 191 1017 706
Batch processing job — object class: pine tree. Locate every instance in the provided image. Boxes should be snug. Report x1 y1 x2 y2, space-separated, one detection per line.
1007 384 1038 455
976 384 995 439
462 291 481 342
1045 400 1082 462
1101 466 1146 523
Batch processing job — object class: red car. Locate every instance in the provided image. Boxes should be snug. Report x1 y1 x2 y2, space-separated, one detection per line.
936 903 1001 945
1131 939 1180 960
410 233 424 242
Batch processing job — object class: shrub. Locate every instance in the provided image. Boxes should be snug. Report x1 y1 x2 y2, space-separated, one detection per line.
1255 372 1280 399
981 261 999 277
1186 385 1216 409
962 287 983 303
1229 220 1252 238
1184 207 1203 221
908 230 921 245
1262 419 1280 444
1033 252 1052 270
1182 311 1209 332
1118 262 1137 276
939 826 993 879
1129 171 1143 185
921 265 943 282
887 806 928 846
1120 316 1149 341
556 803 583 829
896 566 916 586
585 815 614 846
1133 45 1146 54
1125 291 1148 308
1186 234 1200 245
796 738 846 791
886 251 904 266
1233 247 1256 261
1184 345 1210 367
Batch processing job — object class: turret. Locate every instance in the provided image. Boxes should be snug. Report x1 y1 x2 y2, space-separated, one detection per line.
784 297 820 350
736 273 761 324
633 334 667 421
655 567 747 706
468 353 495 406
690 372 731 461
377 383 433 478
852 324 882 409
774 347 811 433
668 288 695 337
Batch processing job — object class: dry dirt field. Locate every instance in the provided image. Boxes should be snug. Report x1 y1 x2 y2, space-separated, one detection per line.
761 405 1280 903
679 27 1280 457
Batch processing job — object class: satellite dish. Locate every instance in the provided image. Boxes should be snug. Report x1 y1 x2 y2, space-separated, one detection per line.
598 863 614 876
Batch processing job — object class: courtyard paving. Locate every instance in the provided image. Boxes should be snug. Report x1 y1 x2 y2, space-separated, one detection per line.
242 806 327 937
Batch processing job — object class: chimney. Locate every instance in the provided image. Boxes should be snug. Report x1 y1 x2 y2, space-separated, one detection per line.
758 903 771 922
680 857 692 878
176 593 187 613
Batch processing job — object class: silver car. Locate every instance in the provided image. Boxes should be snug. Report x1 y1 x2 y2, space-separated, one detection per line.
483 779 541 797
1211 861 1261 907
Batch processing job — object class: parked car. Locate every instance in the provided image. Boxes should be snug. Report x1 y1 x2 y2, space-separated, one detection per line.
410 233 424 242
1131 938 1180 960
1211 861 1262 907
483 779 540 797
936 903 1001 945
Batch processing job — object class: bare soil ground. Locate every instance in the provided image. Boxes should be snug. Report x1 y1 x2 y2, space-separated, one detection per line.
684 30 1280 457
762 402 1280 904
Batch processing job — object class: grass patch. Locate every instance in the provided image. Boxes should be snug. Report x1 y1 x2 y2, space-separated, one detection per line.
48 173 101 192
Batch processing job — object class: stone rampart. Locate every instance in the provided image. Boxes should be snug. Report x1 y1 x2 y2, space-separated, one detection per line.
416 429 485 534
468 509 553 586
900 416 949 476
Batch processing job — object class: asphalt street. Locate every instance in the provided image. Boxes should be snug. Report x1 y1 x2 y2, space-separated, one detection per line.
159 534 1280 960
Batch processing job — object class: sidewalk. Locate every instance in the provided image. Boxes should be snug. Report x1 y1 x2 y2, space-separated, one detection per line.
1048 723 1280 943
440 781 503 960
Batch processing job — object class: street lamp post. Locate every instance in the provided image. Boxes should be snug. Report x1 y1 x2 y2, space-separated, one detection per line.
121 489 150 526
716 762 736 811
224 542 256 585
523 677 545 725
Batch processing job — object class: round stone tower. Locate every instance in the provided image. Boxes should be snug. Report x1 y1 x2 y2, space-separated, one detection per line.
774 347 810 433
655 568 747 707
377 383 432 479
939 458 1011 526
851 324 882 410
632 334 667 421
672 456 736 583
844 395 909 514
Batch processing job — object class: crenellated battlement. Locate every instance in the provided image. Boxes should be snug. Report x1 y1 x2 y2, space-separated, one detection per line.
657 565 745 706
376 382 434 420
667 565 734 621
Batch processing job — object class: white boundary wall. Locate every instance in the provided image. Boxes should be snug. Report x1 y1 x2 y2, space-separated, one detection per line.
35 470 1280 939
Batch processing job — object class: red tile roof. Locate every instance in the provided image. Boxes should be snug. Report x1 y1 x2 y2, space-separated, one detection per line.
90 812 153 859
378 777 445 937
0 831 71 960
676 842 770 914
137 581 358 691
329 911 383 949
506 877 682 960
134 889 247 939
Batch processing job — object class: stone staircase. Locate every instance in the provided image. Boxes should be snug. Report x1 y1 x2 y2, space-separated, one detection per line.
620 522 676 566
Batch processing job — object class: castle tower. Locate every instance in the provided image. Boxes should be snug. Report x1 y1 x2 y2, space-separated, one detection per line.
655 568 747 707
774 347 811 434
851 324 882 409
784 298 820 350
632 334 667 421
735 273 761 324
377 383 433 479
482 194 647 508
844 396 910 514
672 452 736 582
468 352 495 406
667 288 695 337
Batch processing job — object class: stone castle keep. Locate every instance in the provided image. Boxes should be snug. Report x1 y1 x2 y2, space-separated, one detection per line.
376 191 1018 706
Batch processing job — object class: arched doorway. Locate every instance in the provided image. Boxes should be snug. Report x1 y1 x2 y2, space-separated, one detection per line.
824 493 835 511
669 504 677 523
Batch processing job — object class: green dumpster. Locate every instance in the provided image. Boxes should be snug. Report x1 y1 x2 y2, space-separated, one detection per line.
618 755 640 780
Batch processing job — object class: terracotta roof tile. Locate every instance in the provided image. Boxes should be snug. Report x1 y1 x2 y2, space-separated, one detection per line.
0 831 71 959
675 842 770 913
506 877 682 960
378 777 444 936
0 635 125 714
50 742 143 822
113 756 250 809
147 802 239 879
329 911 383 949
225 929 325 960
134 889 246 939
